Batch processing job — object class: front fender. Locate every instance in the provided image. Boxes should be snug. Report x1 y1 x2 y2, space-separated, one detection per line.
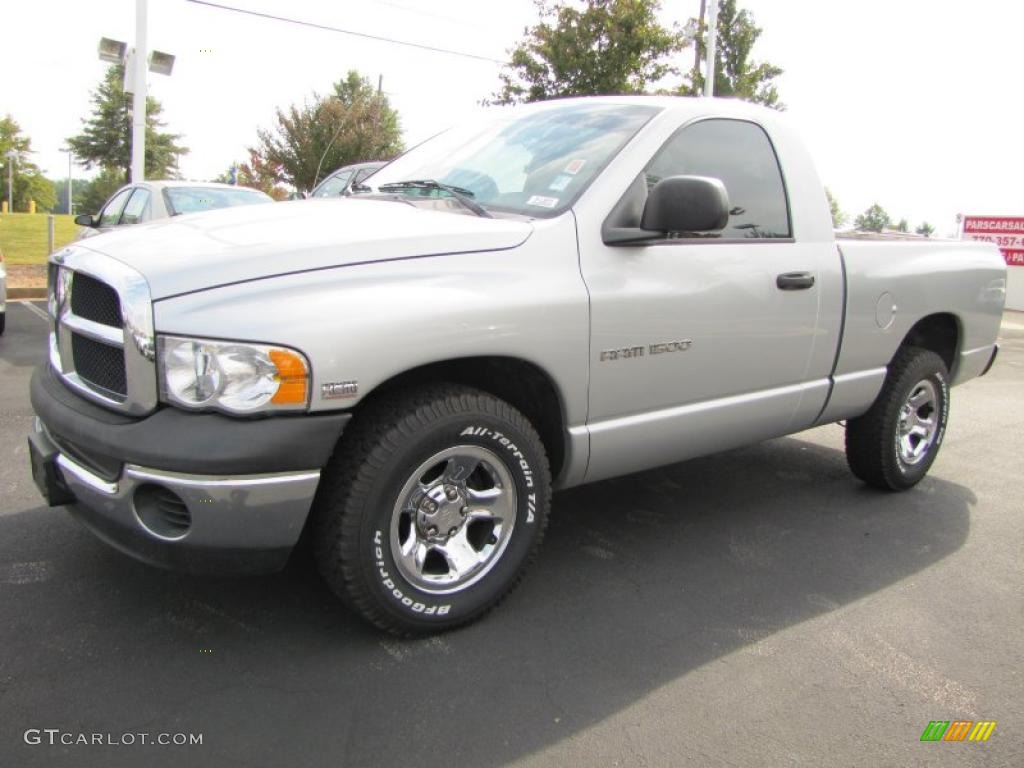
151 215 591 428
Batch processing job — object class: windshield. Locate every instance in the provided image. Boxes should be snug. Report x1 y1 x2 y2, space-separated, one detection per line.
163 186 272 216
360 102 659 217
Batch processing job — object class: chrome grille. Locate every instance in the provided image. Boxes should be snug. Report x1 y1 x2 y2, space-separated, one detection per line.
71 272 122 328
48 247 157 416
71 334 128 397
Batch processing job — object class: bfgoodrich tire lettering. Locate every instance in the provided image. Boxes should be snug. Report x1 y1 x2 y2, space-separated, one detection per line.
312 384 551 635
845 346 950 491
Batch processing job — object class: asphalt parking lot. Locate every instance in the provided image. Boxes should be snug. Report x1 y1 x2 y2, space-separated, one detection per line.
0 301 1021 767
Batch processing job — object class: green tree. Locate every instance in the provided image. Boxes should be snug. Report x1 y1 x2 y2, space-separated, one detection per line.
78 167 127 216
492 0 687 104
18 175 56 212
256 71 403 193
67 65 188 183
215 149 290 201
825 187 846 229
916 221 935 237
681 0 783 108
894 218 909 233
854 203 891 233
0 115 57 212
49 178 91 215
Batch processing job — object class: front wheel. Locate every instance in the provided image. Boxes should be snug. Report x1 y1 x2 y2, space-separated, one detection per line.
845 346 950 491
312 384 551 635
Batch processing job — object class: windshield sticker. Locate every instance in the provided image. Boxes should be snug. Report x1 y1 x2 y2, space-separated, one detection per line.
563 159 586 175
548 174 572 192
527 195 559 209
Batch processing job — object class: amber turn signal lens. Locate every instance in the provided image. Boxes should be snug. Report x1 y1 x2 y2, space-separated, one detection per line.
269 348 309 405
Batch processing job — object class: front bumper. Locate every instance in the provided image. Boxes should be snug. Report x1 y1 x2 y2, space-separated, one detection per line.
32 423 319 572
30 365 350 574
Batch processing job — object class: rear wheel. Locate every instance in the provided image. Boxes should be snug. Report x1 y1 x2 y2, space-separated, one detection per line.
312 384 551 635
845 346 950 491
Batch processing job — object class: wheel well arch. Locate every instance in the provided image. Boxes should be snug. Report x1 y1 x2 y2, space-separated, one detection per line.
896 313 960 373
355 356 568 480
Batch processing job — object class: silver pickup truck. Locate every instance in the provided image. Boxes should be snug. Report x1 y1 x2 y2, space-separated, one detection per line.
28 97 1005 634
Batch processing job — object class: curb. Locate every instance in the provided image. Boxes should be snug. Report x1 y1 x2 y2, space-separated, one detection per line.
9 287 47 300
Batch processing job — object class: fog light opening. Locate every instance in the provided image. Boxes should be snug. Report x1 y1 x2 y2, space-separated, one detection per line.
133 484 192 540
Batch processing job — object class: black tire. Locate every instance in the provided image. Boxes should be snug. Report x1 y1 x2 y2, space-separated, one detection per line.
845 346 950 491
0 311 5 336
312 384 551 635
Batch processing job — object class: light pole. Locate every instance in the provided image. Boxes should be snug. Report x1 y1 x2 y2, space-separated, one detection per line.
5 150 16 214
703 0 719 97
98 2 174 185
131 0 148 184
63 149 73 214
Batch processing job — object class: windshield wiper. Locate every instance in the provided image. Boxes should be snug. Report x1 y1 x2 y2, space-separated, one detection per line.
375 179 492 218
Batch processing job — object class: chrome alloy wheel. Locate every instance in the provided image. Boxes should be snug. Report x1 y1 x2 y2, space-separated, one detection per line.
897 379 939 465
390 445 517 594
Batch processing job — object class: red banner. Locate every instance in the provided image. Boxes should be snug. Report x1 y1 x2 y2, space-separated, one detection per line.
962 216 1024 266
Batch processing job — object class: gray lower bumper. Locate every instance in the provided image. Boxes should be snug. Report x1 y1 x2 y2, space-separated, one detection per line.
36 421 320 574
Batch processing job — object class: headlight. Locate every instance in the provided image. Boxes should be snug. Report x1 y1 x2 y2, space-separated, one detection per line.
158 335 310 414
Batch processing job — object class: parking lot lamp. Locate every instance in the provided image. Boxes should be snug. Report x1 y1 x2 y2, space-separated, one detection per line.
98 1 175 184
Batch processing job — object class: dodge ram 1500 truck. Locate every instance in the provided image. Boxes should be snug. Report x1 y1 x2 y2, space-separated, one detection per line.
28 97 1005 634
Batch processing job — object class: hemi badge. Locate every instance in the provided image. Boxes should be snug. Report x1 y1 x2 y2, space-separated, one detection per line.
321 381 358 400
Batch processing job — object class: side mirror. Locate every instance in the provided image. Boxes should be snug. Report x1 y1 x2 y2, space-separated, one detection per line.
602 175 730 245
74 213 97 227
289 190 309 201
641 175 729 233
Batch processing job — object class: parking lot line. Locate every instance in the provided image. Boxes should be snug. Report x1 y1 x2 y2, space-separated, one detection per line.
18 300 50 323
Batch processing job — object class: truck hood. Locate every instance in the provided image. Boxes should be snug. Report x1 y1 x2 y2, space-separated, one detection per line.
75 198 534 299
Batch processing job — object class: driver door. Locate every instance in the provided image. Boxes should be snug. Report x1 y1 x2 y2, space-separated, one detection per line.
578 118 827 482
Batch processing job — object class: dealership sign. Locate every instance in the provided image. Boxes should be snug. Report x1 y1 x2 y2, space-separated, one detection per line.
961 216 1024 266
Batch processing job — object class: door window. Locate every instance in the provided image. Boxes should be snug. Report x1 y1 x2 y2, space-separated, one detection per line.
644 119 791 238
98 187 133 227
120 188 150 225
312 171 353 197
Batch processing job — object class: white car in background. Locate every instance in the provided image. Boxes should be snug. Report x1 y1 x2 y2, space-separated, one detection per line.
75 180 273 237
